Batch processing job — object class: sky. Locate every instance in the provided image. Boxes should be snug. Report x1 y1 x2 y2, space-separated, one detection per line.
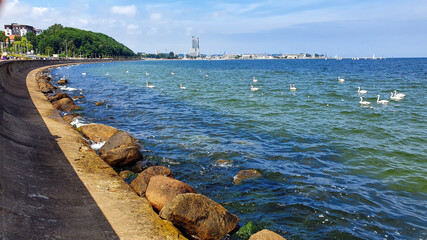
0 0 426 57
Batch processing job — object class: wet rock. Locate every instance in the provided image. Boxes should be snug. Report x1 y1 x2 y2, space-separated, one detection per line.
57 78 68 85
52 98 81 112
130 166 174 196
78 123 120 142
63 113 82 123
49 91 71 103
119 170 134 179
38 79 56 93
146 175 196 211
233 169 262 185
99 131 141 155
249 229 286 240
159 193 239 240
101 146 142 167
132 160 156 173
72 95 85 100
95 101 105 106
235 222 262 239
215 159 233 167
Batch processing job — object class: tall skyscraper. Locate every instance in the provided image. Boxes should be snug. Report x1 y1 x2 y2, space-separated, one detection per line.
190 36 200 56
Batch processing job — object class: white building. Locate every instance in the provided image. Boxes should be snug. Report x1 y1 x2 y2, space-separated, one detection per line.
4 23 42 37
189 36 200 57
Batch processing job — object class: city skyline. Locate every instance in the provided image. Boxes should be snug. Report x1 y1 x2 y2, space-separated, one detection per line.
0 0 426 57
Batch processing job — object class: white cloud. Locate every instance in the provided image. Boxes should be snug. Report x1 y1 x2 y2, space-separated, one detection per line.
127 24 139 30
32 7 49 16
150 13 162 21
111 5 137 16
185 27 193 36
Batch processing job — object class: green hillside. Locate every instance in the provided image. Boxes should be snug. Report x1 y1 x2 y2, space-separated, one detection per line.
36 24 135 57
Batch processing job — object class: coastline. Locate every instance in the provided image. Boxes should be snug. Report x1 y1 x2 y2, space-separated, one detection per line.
25 63 187 239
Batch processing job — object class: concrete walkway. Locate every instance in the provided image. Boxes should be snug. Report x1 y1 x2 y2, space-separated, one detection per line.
0 60 185 240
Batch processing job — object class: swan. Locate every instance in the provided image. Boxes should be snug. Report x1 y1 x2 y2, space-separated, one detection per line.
290 84 297 91
81 73 86 76
146 81 155 88
338 76 345 83
171 72 175 75
358 86 367 94
250 85 259 91
390 92 403 101
146 72 149 76
394 90 406 98
377 95 389 104
126 70 129 73
253 77 258 83
359 97 371 105
180 84 186 90
105 72 109 76
205 74 209 77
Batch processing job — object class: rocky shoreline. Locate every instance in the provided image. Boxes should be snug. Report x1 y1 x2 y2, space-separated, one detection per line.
35 65 286 240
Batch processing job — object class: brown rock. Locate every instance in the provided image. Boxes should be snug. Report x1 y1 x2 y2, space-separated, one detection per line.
49 91 71 102
38 79 56 93
249 229 286 240
146 175 196 211
119 170 134 179
132 160 155 173
159 193 239 240
233 169 262 185
57 78 68 85
78 123 120 142
52 98 81 112
72 95 85 100
99 131 141 155
130 166 174 196
63 113 82 123
101 146 142 167
95 101 105 106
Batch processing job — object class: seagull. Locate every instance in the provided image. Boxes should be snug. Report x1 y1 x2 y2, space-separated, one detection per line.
358 86 368 94
377 95 389 104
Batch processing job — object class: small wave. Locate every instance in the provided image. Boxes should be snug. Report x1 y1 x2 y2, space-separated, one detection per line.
90 141 106 150
59 86 81 91
70 118 87 128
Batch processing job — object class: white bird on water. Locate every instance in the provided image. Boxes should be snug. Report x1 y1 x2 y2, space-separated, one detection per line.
359 97 371 105
105 72 109 76
179 84 186 90
253 77 258 83
146 72 149 76
290 84 297 91
171 72 175 75
338 76 345 83
250 85 259 91
394 90 406 98
146 81 155 88
377 95 389 104
358 86 368 94
390 92 403 101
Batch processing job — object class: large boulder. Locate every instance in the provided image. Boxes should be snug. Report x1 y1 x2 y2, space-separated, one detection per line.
57 78 68 85
233 169 262 185
146 175 196 211
38 79 56 93
159 193 239 240
130 166 174 196
52 98 81 112
249 229 286 240
78 123 120 142
101 146 142 167
49 91 71 102
99 131 141 155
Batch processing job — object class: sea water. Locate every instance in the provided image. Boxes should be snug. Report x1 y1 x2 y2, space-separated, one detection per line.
52 59 427 239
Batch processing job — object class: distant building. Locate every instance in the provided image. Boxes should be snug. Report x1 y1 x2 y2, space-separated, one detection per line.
189 36 200 57
4 23 42 37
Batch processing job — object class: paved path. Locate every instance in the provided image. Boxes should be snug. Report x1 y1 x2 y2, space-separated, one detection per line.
0 61 118 239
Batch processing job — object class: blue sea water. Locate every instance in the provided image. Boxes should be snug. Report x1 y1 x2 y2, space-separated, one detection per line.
52 59 427 239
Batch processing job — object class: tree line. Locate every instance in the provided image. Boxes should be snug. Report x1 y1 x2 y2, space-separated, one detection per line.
1 24 135 58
